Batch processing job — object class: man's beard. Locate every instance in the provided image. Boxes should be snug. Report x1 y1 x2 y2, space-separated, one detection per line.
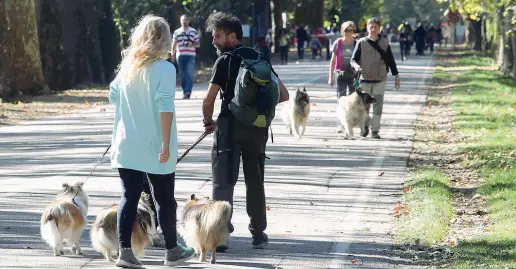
215 42 231 56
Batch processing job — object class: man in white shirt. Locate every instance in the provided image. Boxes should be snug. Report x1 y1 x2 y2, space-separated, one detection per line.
172 15 200 99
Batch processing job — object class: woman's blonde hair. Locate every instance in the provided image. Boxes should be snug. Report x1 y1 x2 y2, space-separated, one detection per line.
340 21 356 36
116 15 172 85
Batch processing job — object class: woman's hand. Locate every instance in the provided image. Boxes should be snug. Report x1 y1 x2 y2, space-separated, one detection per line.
159 143 170 163
328 76 334 87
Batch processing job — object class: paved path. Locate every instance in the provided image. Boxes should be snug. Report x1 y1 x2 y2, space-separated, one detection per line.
0 50 435 269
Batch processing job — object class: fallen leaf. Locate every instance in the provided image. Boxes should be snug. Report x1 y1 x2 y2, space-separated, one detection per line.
378 172 385 176
322 138 328 142
449 241 456 247
402 211 409 216
402 186 411 193
311 102 317 106
85 100 91 107
100 108 106 112
350 259 362 264
266 206 270 211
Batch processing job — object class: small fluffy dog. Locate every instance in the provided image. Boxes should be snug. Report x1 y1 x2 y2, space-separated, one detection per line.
90 192 156 261
180 194 231 264
281 87 311 138
337 89 377 139
40 182 89 256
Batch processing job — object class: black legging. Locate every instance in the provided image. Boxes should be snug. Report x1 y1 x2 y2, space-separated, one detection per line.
336 75 356 98
117 168 178 249
279 45 288 63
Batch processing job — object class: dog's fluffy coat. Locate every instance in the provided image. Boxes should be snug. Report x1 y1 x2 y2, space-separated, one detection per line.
90 192 156 261
180 194 231 264
40 182 89 256
336 90 376 139
281 87 311 138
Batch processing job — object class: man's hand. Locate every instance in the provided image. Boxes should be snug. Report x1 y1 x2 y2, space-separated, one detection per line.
204 121 216 134
202 83 220 133
395 75 401 90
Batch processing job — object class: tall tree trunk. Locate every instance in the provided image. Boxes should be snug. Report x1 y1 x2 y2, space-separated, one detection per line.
0 0 47 99
470 19 482 51
294 0 324 30
83 0 105 84
164 0 183 31
341 0 361 26
497 5 506 69
501 7 513 73
36 0 73 91
510 9 516 78
271 0 283 53
58 0 104 86
99 0 120 82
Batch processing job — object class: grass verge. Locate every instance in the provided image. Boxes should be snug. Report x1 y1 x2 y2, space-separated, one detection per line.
447 55 516 268
396 51 516 267
394 169 453 246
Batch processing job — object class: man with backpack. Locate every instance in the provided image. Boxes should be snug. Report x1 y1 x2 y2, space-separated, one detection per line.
202 12 289 251
351 17 401 139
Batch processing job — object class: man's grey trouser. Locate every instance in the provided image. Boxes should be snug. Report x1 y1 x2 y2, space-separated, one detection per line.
211 115 268 236
360 81 386 133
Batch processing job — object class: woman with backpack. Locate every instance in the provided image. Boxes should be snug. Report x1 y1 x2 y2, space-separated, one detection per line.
328 21 358 98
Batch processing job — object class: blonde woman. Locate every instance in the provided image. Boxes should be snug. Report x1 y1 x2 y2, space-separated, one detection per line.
109 15 195 268
328 21 357 98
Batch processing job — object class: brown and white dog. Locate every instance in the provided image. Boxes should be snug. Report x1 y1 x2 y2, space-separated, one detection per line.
40 182 89 256
90 192 156 261
180 194 232 264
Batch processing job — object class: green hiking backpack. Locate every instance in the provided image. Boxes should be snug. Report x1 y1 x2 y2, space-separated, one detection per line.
222 49 280 128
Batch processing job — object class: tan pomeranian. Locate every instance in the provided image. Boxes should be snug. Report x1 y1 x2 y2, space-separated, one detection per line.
180 194 232 264
90 192 156 261
40 182 89 256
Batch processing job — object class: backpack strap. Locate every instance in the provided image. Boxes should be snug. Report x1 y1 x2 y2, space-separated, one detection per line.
366 38 390 70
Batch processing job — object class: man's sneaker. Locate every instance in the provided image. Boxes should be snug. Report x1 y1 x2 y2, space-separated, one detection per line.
116 248 142 268
252 233 268 249
164 244 196 266
371 131 381 139
183 92 191 99
361 126 370 137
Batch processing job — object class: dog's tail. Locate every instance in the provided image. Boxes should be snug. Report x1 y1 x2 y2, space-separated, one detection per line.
40 205 67 248
204 201 232 233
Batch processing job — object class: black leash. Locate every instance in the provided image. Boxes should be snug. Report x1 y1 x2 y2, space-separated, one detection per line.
71 131 209 202
177 131 209 163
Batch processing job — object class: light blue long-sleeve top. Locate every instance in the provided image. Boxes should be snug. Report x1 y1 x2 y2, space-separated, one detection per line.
108 59 178 175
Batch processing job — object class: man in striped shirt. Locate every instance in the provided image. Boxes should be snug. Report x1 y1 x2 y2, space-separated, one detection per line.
172 15 200 99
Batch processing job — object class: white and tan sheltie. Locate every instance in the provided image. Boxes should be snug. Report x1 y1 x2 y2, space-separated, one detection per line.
90 192 156 261
40 182 89 256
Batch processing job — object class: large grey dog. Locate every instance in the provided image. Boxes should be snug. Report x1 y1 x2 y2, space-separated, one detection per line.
336 89 376 139
281 87 311 139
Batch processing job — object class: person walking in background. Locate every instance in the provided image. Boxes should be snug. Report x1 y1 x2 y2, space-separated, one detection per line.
296 24 308 60
426 24 437 54
171 14 200 99
414 22 426 56
351 17 401 139
278 28 290 65
329 21 357 98
309 35 323 59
